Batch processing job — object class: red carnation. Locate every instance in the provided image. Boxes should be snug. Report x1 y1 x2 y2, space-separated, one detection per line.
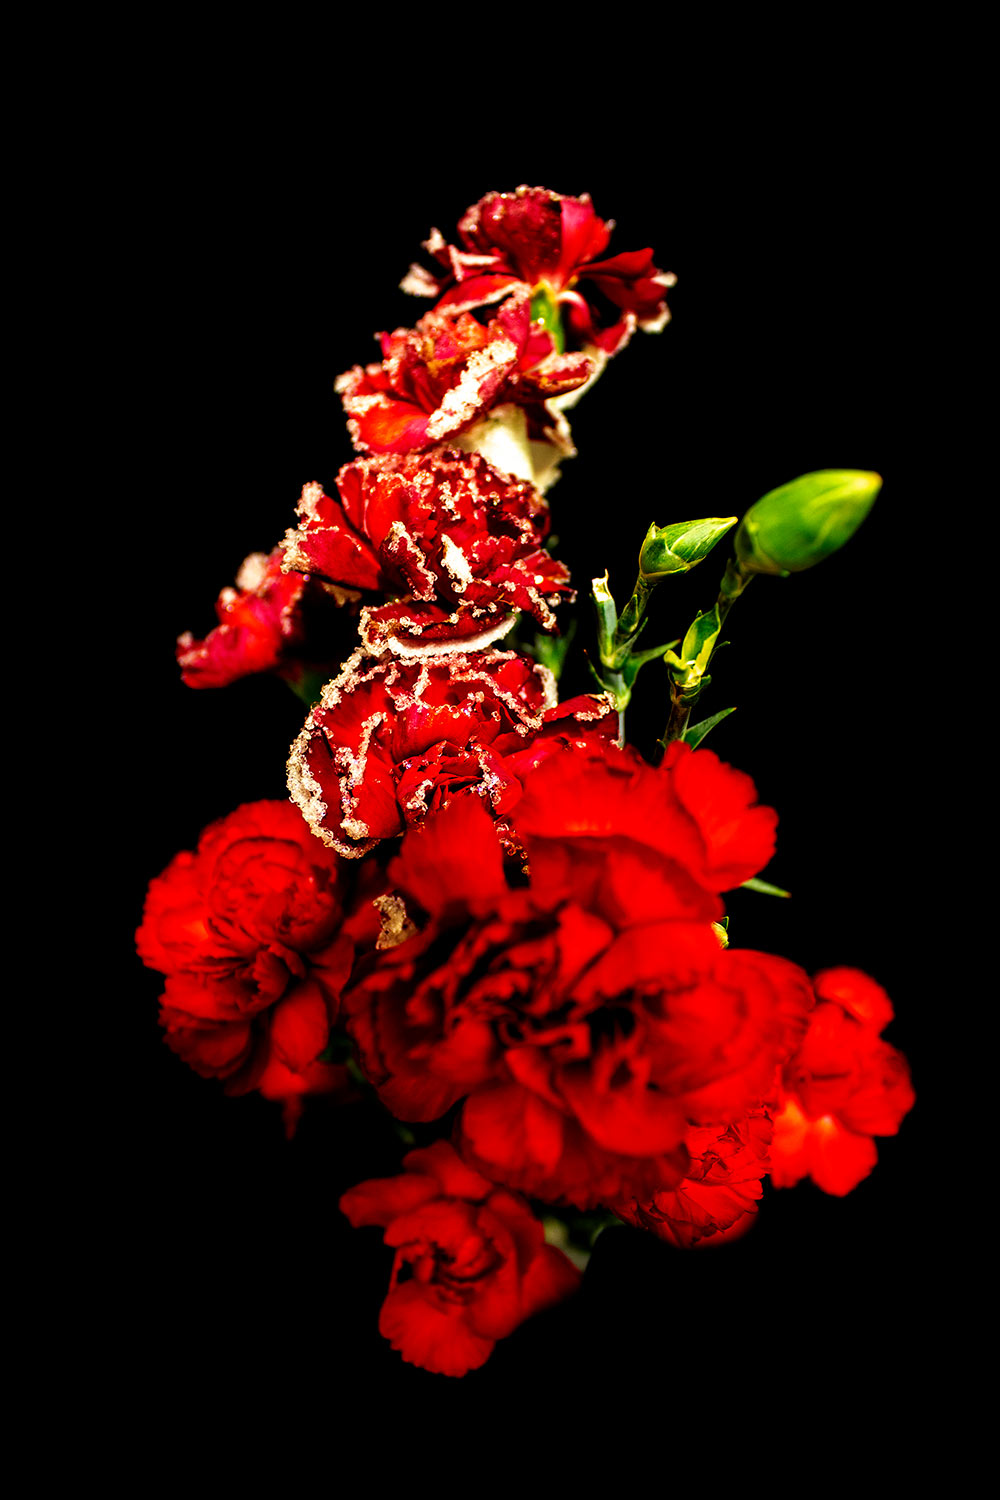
340 1141 580 1377
612 1110 773 1248
137 800 367 1131
344 747 812 1207
335 287 591 461
402 185 675 356
770 967 915 1196
286 646 615 859
176 546 356 691
282 450 572 650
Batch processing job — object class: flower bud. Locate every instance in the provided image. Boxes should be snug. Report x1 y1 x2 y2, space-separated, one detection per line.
734 471 881 577
591 571 618 663
639 517 737 580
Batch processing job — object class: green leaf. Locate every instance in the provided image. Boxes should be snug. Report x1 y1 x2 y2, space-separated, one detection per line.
346 1057 371 1089
525 621 577 680
620 638 679 691
586 656 611 693
285 667 329 708
681 706 736 749
740 876 791 898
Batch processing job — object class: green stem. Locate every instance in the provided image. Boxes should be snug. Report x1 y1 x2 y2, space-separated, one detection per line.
612 575 655 662
662 689 691 746
717 557 751 627
596 574 658 743
605 669 627 745
660 559 753 750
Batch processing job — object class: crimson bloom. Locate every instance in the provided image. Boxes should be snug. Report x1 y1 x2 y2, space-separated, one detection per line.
282 449 572 650
176 546 356 691
176 549 308 688
335 286 591 459
344 742 813 1207
136 800 370 1131
340 1141 580 1376
286 647 616 859
403 185 675 356
769 967 915 1196
611 1110 773 1248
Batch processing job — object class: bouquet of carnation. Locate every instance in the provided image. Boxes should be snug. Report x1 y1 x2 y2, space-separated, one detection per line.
137 183 915 1380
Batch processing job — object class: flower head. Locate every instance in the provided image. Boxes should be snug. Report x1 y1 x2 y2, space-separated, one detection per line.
136 800 369 1130
403 186 675 356
336 288 590 461
344 743 811 1206
176 546 356 691
770 967 915 1195
612 1111 773 1247
286 647 615 859
340 1140 580 1376
282 449 572 649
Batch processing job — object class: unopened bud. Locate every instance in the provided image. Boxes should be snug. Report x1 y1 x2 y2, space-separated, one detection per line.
734 470 881 577
591 571 618 663
639 517 738 581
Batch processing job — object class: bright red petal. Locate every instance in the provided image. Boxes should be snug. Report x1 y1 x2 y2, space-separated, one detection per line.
378 1282 495 1377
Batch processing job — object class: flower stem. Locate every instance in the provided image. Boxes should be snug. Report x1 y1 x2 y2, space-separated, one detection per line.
659 559 753 750
605 669 627 745
717 557 751 627
613 575 655 661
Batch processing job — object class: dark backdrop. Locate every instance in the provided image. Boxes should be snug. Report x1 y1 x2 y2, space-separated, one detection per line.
116 98 942 1411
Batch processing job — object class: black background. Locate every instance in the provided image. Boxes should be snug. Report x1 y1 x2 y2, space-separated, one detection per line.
113 78 951 1417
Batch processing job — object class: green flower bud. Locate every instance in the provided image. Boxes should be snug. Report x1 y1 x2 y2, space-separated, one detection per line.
734 470 881 577
590 571 618 662
639 517 738 581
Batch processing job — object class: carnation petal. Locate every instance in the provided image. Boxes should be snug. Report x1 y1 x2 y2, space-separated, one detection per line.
558 1064 687 1156
518 1242 583 1318
378 1282 495 1377
386 795 508 917
813 966 895 1031
401 1142 495 1201
269 980 331 1074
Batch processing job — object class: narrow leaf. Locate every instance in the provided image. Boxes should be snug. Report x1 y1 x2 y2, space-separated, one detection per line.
681 706 736 749
530 620 577 680
740 876 791 898
621 639 680 690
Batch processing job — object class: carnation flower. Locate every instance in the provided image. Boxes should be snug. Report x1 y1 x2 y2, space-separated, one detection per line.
335 287 591 461
137 799 370 1130
769 967 916 1195
343 746 813 1207
281 449 572 650
340 1140 580 1377
176 546 357 691
286 647 615 859
611 1110 773 1247
402 185 675 356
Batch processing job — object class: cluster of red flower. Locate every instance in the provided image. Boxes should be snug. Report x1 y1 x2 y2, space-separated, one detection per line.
140 187 913 1376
